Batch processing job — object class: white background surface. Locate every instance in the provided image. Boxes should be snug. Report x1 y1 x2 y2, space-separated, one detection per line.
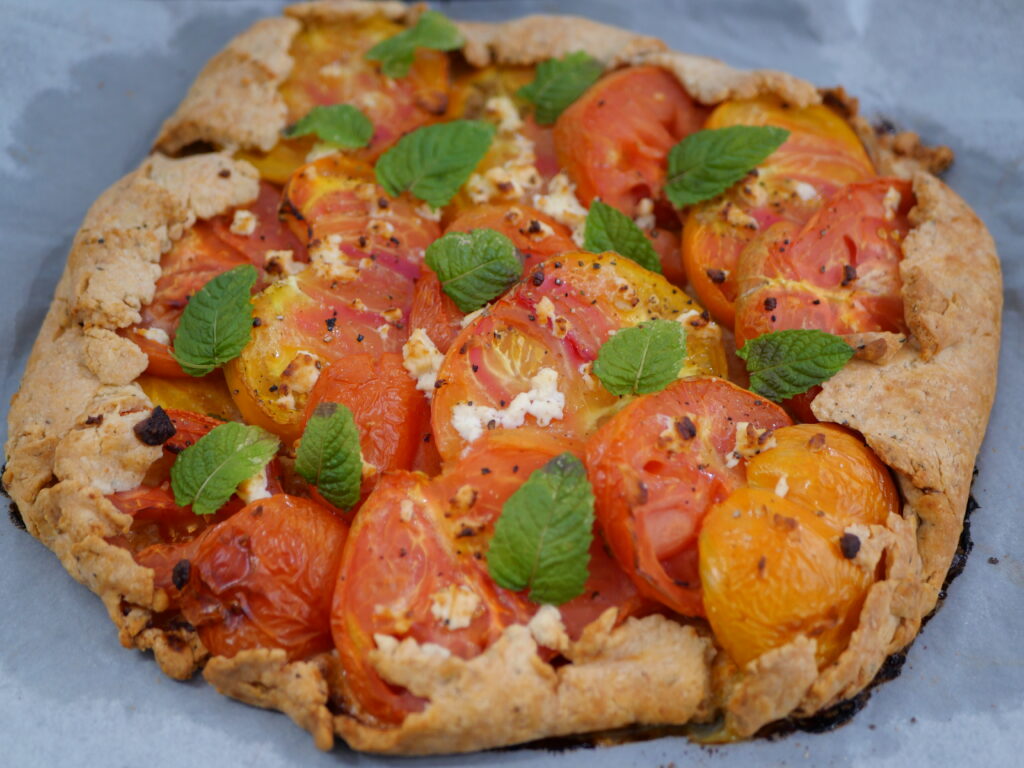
1 1 1022 766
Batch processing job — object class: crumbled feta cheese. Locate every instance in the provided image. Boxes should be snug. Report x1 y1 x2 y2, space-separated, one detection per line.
527 605 570 653
306 142 342 163
883 186 902 220
274 392 296 411
236 467 272 505
319 61 344 78
485 95 524 134
774 474 790 499
135 326 170 346
724 421 777 468
460 305 487 328
402 328 445 395
634 197 656 232
376 323 391 340
535 296 556 326
310 234 360 282
466 134 543 205
451 367 565 444
399 499 414 522
725 203 760 230
792 181 819 201
382 307 403 325
429 585 482 630
533 172 588 247
230 209 257 236
281 352 322 395
265 249 304 279
373 633 452 659
415 203 442 222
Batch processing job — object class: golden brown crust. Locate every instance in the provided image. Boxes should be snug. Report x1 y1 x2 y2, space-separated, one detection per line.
5 1 1002 757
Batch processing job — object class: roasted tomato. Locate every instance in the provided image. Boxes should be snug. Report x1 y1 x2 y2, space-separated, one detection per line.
431 251 727 463
444 65 557 217
136 374 241 423
108 410 283 596
408 271 464 354
304 353 429 482
585 377 791 617
700 424 898 667
178 494 349 660
445 203 576 269
554 66 708 216
332 428 643 724
130 182 305 377
228 157 439 442
682 97 876 327
733 178 914 347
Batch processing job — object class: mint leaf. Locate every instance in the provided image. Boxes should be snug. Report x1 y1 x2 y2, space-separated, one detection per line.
425 228 521 313
295 402 362 510
284 104 373 149
172 264 256 377
737 329 855 402
365 10 464 78
170 422 279 516
487 453 594 605
593 319 687 396
517 51 604 126
665 125 790 208
583 200 662 273
375 120 495 208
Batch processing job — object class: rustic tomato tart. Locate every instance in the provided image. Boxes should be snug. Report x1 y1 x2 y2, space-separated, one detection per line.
3 0 1000 756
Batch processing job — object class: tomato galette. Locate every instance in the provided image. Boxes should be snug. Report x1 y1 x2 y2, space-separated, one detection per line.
3 0 1001 756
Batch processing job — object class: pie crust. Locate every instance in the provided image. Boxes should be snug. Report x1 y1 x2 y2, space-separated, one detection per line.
3 0 1001 754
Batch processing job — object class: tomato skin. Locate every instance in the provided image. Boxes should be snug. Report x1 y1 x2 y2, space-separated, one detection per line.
408 271 464 354
303 353 430 483
700 424 898 667
554 66 708 215
734 178 914 347
585 377 792 617
136 374 241 423
432 251 726 463
332 428 645 724
682 97 876 327
178 494 349 660
445 203 576 270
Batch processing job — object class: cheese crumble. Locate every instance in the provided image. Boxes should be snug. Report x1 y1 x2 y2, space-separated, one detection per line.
402 328 445 396
451 367 565 444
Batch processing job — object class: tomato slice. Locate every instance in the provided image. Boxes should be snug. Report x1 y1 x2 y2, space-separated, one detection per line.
699 423 898 667
332 428 644 724
682 97 876 327
432 251 727 463
179 494 349 660
408 271 464 355
554 66 708 216
734 178 914 347
137 373 241 423
279 16 449 161
445 203 577 270
584 377 792 617
304 353 429 486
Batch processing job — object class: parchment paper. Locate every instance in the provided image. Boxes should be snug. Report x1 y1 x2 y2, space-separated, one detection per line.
1 1 1021 766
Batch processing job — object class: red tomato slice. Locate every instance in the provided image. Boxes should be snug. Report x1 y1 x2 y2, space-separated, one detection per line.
304 353 430 487
584 377 792 617
432 252 726 463
554 66 708 215
408 271 464 355
179 494 349 660
278 17 449 161
332 428 644 724
682 97 876 327
734 178 914 346
445 203 577 270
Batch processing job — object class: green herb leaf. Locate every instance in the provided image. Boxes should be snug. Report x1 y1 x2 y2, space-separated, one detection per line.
593 319 687 396
365 10 464 78
487 453 594 605
737 329 855 402
171 264 257 377
517 51 604 126
583 200 662 273
665 125 790 208
425 228 521 313
170 422 279 516
284 104 373 149
375 120 495 208
295 402 363 510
